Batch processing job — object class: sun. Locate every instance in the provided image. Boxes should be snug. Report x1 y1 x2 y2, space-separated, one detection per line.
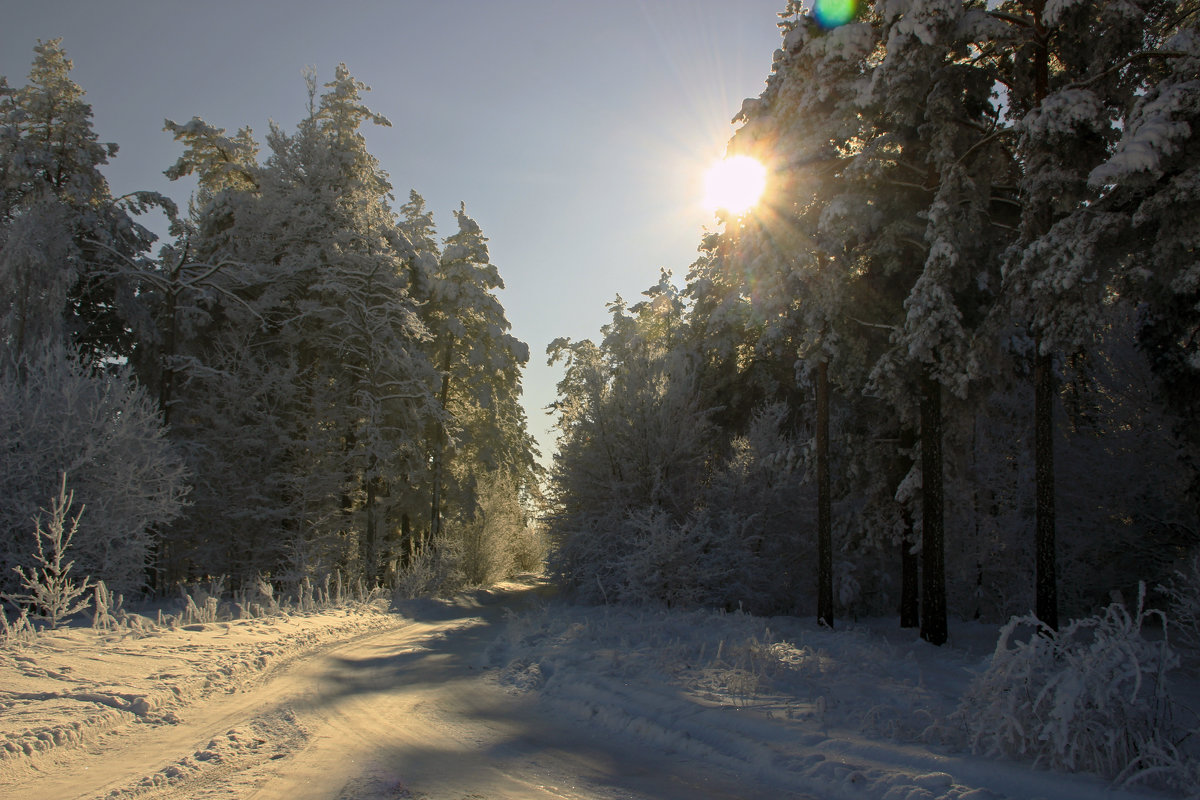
703 155 767 215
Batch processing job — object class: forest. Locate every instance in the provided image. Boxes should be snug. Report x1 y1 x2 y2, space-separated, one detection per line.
546 0 1200 644
1 3 1199 643
3 1 1200 795
1 41 544 603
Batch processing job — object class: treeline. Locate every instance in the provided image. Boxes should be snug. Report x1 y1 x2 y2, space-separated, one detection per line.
547 1 1200 642
1 41 542 598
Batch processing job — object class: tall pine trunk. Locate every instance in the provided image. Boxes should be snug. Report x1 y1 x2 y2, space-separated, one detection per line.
1034 349 1058 630
816 359 833 628
919 373 947 645
429 339 453 543
896 427 919 628
1030 7 1059 632
900 511 919 628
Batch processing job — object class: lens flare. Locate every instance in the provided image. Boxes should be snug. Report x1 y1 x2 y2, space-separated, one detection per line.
703 155 767 215
814 0 858 29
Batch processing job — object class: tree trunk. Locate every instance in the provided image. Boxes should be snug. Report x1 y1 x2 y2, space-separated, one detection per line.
1027 1 1058 634
364 455 379 585
1034 349 1058 631
816 359 833 628
430 340 454 543
919 373 947 645
900 509 919 628
895 427 919 628
400 512 412 568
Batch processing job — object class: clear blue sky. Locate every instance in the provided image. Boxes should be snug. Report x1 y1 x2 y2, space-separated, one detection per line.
2 0 788 465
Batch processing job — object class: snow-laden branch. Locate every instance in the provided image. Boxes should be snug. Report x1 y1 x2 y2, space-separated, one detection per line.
1064 49 1193 92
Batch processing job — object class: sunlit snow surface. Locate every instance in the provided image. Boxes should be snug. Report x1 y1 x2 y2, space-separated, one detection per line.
0 580 1191 799
493 591 1193 800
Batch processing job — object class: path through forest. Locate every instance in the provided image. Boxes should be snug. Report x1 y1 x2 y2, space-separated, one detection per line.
2 582 810 800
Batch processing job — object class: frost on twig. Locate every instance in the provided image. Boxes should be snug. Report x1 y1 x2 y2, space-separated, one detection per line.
3 473 93 629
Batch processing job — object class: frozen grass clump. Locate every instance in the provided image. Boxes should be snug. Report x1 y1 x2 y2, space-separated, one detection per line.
954 584 1196 792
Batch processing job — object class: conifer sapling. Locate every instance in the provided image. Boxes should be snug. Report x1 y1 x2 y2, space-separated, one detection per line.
4 473 94 629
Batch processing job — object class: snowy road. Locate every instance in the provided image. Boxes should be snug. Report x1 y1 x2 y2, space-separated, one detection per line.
2 583 812 800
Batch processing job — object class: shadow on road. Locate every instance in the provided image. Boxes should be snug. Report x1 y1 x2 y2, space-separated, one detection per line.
290 578 815 800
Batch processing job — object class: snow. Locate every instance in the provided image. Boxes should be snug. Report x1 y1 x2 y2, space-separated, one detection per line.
489 594 1192 800
0 602 403 778
2 580 1194 799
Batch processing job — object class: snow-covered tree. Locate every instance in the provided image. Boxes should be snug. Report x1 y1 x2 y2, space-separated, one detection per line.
0 39 167 365
856 0 1013 644
988 0 1185 630
1087 8 1200 507
3 473 93 629
162 66 440 585
547 284 719 603
163 65 536 588
722 4 883 629
0 342 188 593
424 206 537 547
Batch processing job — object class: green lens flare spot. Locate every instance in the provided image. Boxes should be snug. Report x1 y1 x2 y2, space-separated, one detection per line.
814 0 858 29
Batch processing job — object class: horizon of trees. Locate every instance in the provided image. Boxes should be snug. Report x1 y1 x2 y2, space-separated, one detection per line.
1 39 543 598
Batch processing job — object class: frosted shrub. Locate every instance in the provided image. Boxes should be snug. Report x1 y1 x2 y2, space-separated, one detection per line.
457 479 514 586
511 522 549 575
0 342 188 594
1159 551 1200 664
4 475 93 629
253 575 280 615
611 508 731 608
176 576 228 623
392 537 465 599
91 580 125 631
0 606 37 647
955 585 1191 789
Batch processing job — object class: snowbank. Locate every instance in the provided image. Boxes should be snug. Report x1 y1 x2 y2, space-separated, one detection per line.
0 602 403 779
489 601 1190 800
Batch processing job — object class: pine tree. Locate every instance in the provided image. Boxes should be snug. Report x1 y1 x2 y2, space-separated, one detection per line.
1088 6 1200 506
0 39 165 365
167 66 438 585
988 0 1179 630
424 205 538 550
722 4 884 629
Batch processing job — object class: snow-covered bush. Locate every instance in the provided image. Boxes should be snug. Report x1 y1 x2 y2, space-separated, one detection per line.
0 342 189 594
697 405 816 614
392 537 466 599
550 393 813 612
954 585 1193 790
1159 551 1200 666
4 474 93 629
455 472 535 586
608 507 732 608
91 580 125 631
511 522 549 575
0 605 37 647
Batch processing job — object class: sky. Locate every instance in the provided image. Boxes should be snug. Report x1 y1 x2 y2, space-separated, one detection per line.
2 0 790 466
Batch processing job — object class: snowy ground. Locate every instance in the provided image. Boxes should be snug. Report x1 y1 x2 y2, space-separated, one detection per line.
0 579 1191 799
490 596 1192 800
